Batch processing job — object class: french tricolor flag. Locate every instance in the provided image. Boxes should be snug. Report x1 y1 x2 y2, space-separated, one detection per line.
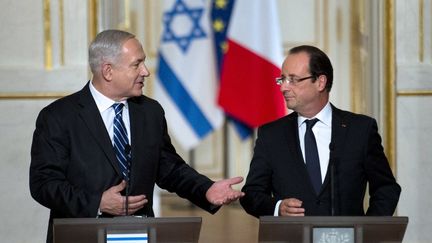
218 0 286 128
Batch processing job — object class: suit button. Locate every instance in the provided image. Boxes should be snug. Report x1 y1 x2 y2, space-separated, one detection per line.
316 200 321 205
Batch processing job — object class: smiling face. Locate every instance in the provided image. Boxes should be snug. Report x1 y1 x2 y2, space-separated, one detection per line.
105 38 150 101
280 51 329 118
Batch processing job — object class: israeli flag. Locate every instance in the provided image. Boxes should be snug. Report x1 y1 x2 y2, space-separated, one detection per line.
154 0 223 150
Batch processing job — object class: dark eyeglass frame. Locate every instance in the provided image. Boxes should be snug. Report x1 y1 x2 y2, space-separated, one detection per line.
275 75 315 86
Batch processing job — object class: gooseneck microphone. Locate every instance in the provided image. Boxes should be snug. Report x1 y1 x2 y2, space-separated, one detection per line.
329 142 336 216
124 144 132 216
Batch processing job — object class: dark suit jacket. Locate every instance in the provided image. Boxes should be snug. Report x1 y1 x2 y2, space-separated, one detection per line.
30 83 217 242
240 104 401 217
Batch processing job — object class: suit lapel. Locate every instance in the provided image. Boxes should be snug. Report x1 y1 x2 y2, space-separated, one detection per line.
77 84 122 176
321 104 349 192
128 98 145 166
283 113 302 162
127 96 155 191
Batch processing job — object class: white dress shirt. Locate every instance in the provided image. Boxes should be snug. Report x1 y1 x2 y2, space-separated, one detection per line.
297 102 332 181
89 81 131 145
274 102 333 215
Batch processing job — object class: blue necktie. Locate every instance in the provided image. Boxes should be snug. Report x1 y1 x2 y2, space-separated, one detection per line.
305 118 322 195
112 103 130 180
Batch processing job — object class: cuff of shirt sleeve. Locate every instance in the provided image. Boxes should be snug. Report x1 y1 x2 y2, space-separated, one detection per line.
274 200 282 216
96 208 102 218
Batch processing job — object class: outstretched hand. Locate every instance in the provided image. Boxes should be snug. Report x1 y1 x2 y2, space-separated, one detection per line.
205 176 245 206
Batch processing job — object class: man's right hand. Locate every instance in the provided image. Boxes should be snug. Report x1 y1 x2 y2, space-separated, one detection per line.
279 198 305 216
99 180 147 216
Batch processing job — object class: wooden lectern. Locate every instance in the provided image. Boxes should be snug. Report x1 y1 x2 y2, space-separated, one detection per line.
259 216 408 243
53 216 202 243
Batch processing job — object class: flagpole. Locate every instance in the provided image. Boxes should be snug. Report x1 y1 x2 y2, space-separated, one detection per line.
223 118 229 179
188 148 196 209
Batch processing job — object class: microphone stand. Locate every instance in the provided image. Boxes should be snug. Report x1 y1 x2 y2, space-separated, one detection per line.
329 143 336 216
330 160 335 216
125 144 132 216
125 178 129 216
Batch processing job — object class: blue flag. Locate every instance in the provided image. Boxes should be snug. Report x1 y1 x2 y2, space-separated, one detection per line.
154 0 224 150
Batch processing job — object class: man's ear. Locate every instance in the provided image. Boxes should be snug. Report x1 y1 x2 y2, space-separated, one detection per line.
101 63 113 81
317 75 327 92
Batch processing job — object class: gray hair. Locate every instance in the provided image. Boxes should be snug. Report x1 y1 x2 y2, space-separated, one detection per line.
88 29 135 74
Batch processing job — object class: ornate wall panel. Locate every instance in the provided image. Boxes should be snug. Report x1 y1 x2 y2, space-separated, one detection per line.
395 0 432 241
2 1 431 242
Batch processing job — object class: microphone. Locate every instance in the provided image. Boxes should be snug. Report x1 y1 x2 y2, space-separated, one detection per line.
124 144 132 216
329 142 336 216
125 144 131 157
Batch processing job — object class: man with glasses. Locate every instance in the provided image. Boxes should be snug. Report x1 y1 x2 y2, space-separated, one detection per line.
240 45 400 217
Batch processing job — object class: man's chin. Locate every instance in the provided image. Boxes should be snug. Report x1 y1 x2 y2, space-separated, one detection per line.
133 88 144 96
285 100 295 109
132 92 143 98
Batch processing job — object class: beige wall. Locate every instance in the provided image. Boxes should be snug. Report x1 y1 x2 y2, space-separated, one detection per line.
0 0 431 242
395 0 432 242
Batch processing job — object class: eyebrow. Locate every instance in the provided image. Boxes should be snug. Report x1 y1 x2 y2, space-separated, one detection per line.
281 74 301 78
132 57 145 64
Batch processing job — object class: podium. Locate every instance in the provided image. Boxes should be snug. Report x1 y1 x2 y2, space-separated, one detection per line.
53 217 202 243
259 216 408 243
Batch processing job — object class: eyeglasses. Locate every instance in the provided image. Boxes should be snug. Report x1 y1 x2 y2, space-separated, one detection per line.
275 75 315 86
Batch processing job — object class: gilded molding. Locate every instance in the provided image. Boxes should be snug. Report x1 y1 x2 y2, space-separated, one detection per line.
59 0 65 65
88 0 98 43
43 0 52 70
145 0 158 58
383 0 396 172
323 0 329 52
336 7 343 43
397 90 432 96
124 0 131 30
350 0 363 114
0 93 68 100
419 0 424 62
144 1 152 56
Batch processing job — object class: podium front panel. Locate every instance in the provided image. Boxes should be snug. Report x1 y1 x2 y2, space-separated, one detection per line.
53 217 202 243
258 216 408 243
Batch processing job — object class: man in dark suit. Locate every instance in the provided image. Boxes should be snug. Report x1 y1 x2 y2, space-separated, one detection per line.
240 45 400 217
30 29 244 243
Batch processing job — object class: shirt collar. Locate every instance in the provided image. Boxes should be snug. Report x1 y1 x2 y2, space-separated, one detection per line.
89 80 128 113
297 102 332 127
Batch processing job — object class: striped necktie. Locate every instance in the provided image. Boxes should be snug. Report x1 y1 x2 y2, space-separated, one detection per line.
112 103 131 180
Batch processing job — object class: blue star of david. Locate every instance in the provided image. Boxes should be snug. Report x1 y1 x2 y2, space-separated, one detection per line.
162 0 207 53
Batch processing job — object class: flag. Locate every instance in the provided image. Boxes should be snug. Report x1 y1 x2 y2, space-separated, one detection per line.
218 0 286 128
154 0 224 150
210 0 253 139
